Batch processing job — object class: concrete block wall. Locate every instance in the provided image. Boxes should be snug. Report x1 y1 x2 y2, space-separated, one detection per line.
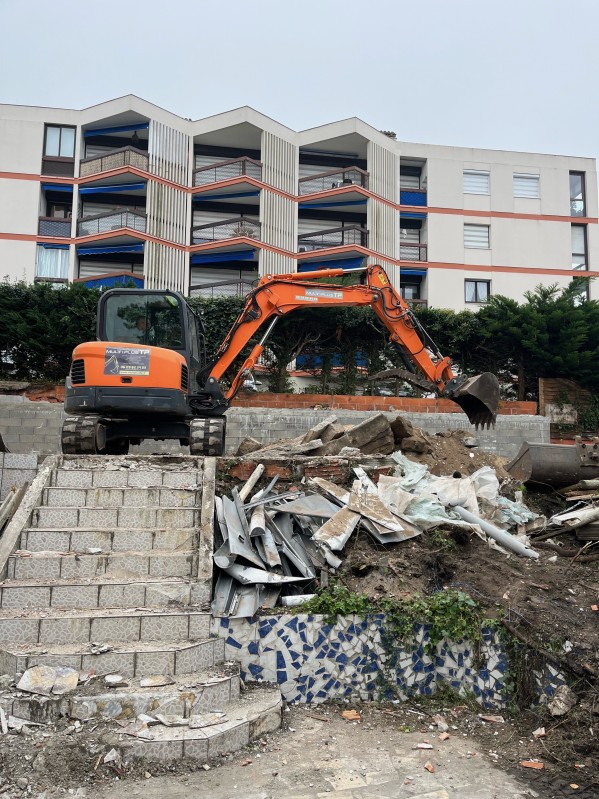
0 452 39 501
225 409 549 459
0 398 549 461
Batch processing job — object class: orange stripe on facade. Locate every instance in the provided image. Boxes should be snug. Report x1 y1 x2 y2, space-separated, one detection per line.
3 169 596 226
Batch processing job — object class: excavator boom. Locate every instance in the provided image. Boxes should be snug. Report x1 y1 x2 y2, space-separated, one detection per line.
202 264 499 428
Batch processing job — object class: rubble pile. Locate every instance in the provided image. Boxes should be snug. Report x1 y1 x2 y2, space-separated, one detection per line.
214 416 541 617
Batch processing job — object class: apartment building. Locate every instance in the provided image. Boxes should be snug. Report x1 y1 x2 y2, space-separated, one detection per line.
0 95 597 310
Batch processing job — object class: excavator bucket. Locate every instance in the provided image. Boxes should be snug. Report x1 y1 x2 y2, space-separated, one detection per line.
445 372 500 429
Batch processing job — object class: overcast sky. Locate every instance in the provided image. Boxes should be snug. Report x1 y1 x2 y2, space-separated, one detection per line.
1 0 597 159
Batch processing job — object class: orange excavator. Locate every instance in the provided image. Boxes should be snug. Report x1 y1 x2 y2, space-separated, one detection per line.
61 264 500 456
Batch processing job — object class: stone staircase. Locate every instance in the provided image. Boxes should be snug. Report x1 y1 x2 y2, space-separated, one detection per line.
0 455 281 762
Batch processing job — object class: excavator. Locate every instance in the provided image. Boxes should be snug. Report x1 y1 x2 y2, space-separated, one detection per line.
61 264 500 456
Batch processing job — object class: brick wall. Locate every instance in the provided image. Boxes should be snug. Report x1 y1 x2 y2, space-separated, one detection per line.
232 393 537 416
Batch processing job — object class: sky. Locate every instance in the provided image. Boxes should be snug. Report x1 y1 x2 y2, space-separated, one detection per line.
1 0 598 159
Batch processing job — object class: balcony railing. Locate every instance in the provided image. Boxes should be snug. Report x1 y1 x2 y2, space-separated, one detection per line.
38 217 71 237
193 157 262 187
298 167 370 196
190 279 256 298
191 216 261 245
405 298 428 308
298 225 368 252
77 209 147 237
80 146 149 178
400 188 427 206
400 243 427 261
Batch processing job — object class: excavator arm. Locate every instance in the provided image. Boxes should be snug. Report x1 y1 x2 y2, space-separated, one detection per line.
197 264 499 428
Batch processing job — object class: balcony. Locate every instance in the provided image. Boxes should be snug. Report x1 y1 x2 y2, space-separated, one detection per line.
77 209 147 237
298 167 370 196
400 243 427 262
38 217 71 237
189 279 256 298
80 147 149 178
298 225 368 252
405 298 428 308
192 216 261 245
193 157 262 187
400 189 427 206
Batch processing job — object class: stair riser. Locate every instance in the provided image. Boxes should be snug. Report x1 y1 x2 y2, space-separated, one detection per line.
43 487 199 508
0 638 225 683
117 698 282 762
0 579 209 610
0 670 235 723
32 507 199 529
8 553 197 581
22 529 195 553
0 612 211 646
51 469 201 489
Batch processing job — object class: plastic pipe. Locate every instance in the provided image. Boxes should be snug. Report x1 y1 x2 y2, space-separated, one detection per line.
452 504 539 559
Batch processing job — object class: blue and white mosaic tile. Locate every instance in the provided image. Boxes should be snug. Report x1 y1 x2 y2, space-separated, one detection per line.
212 614 566 710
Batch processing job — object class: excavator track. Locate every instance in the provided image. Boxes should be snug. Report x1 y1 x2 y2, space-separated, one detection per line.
189 418 226 457
61 415 99 455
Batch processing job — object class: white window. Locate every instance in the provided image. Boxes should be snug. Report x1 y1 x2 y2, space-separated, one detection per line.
465 279 490 303
463 170 489 194
514 173 540 198
35 245 69 279
571 224 588 270
464 224 490 248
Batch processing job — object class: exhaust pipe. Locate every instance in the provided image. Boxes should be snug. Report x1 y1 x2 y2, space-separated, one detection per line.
443 372 500 429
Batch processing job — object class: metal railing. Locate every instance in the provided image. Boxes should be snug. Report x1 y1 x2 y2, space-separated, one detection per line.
191 216 261 244
77 209 147 237
400 188 427 206
80 146 149 178
193 157 262 187
189 279 256 298
298 225 368 251
298 167 369 195
400 243 427 261
38 217 71 237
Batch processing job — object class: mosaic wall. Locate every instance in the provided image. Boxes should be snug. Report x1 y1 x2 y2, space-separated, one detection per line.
213 613 565 709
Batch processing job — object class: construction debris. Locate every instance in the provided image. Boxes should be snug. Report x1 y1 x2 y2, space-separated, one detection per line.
215 415 541 617
547 685 577 717
16 665 79 697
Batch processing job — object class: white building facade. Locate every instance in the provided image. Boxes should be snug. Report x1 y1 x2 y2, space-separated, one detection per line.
0 95 597 310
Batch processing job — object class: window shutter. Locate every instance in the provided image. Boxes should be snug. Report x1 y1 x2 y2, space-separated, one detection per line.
463 170 489 194
464 224 490 248
513 174 540 198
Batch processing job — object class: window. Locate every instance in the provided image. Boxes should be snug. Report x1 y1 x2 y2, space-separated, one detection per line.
463 170 489 194
570 172 586 217
513 173 540 198
44 125 75 158
572 224 588 270
572 277 589 305
464 223 490 248
47 201 72 219
401 282 421 300
35 245 69 279
465 279 490 303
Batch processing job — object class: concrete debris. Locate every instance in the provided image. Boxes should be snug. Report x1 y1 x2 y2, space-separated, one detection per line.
154 713 188 727
104 674 128 688
188 712 227 728
547 685 577 717
16 665 78 697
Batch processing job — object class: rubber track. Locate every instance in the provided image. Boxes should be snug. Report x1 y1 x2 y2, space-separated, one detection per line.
61 415 98 455
189 418 225 456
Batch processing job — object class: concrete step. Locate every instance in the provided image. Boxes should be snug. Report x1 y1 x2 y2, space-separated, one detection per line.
32 506 199 529
0 637 226 685
7 549 198 581
51 465 200 489
0 607 211 646
109 687 282 763
0 665 237 723
21 527 195 553
43 486 199 508
0 575 207 609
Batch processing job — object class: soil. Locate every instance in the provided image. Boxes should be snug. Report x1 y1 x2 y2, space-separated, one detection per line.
407 428 513 481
